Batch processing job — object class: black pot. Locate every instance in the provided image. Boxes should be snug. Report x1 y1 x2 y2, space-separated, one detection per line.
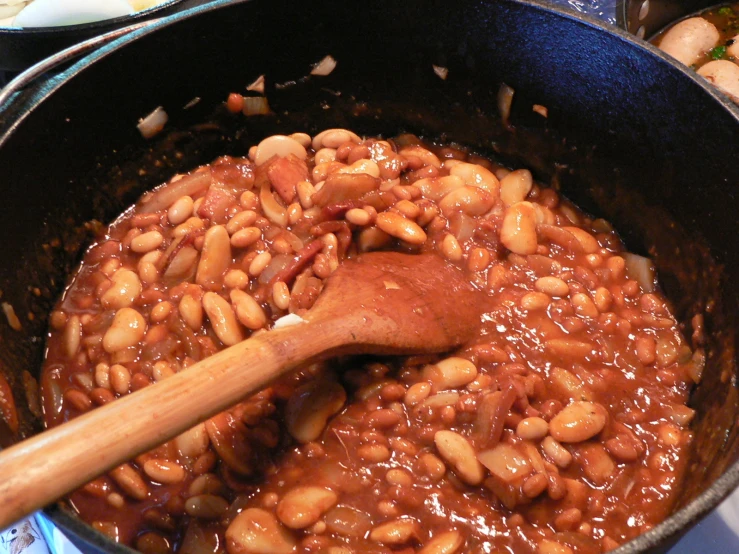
618 0 726 37
1 0 738 552
0 0 203 72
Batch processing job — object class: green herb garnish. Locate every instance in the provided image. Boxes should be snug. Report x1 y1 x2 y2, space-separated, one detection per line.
718 6 734 16
711 45 727 59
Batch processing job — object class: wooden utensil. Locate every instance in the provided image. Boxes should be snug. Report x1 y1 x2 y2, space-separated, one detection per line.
0 251 483 528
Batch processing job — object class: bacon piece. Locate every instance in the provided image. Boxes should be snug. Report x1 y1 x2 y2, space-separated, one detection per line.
197 184 237 224
266 154 309 204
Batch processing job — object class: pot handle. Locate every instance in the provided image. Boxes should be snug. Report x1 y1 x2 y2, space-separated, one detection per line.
0 20 156 130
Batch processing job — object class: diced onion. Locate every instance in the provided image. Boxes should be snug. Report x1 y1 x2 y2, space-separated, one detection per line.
433 65 449 80
622 252 656 293
311 55 337 76
137 106 168 139
242 96 270 116
246 75 265 93
259 182 289 227
498 83 515 126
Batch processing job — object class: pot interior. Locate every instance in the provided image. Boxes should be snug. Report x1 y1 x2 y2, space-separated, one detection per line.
0 0 738 552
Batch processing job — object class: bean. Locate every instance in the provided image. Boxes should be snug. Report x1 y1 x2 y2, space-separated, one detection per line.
545 339 594 360
179 294 203 331
226 508 296 554
400 145 442 169
541 436 572 468
255 135 307 166
101 269 142 309
188 473 225 497
313 128 361 150
94 363 111 390
358 444 391 463
434 430 484 485
571 293 599 318
324 505 372 538
418 452 447 481
150 301 173 323
538 539 574 554
143 459 186 485
395 199 421 219
338 158 381 178
167 195 194 225
375 212 427 245
500 169 533 206
345 208 371 226
196 225 231 286
185 494 229 519
226 210 258 235
467 247 490 272
110 464 149 500
131 231 164 254
64 388 92 411
535 276 569 297
286 380 346 443
549 401 608 443
659 17 719 66
423 357 478 390
369 518 419 545
109 364 131 395
418 530 465 554
520 292 550 311
386 468 413 487
449 162 499 196
231 226 262 248
440 234 463 262
202 292 244 346
64 315 82 358
522 473 549 498
103 308 146 353
107 492 125 509
230 290 267 330
175 423 209 459
276 486 338 529
248 251 272 277
136 533 170 554
578 443 616 486
516 417 549 440
563 227 599 254
500 202 537 255
405 382 431 406
438 185 495 217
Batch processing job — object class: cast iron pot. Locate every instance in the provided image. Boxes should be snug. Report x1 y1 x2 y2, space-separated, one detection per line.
1 0 738 552
0 0 204 72
618 0 727 37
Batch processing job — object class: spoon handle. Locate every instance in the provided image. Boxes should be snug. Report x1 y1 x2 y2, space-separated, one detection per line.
0 318 345 529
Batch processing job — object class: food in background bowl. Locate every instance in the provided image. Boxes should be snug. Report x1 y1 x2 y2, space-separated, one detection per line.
0 0 169 28
653 3 739 101
39 121 703 553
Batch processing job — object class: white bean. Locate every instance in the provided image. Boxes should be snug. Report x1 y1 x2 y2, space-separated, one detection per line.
659 17 719 66
226 508 296 554
698 60 739 103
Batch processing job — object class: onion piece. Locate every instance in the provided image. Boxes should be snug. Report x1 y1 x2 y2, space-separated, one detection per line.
259 182 288 227
433 64 449 80
311 55 337 76
622 252 656 293
139 170 212 214
449 212 476 242
498 83 515 126
246 75 266 93
137 106 168 139
258 253 292 284
242 96 270 116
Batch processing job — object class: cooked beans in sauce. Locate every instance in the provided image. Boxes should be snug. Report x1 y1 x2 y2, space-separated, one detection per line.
41 128 703 554
654 3 739 102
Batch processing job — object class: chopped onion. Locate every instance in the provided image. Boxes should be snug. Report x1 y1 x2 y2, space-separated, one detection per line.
622 252 656 293
183 97 201 109
139 170 211 213
433 64 449 80
449 212 476 242
242 96 270 116
311 55 337 76
532 103 548 117
498 83 515 126
259 182 289 227
137 106 168 139
246 75 265 93
2 302 21 331
274 314 307 329
258 254 292 284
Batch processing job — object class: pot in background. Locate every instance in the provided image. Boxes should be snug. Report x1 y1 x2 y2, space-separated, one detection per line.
1 0 739 552
0 0 202 72
618 0 726 37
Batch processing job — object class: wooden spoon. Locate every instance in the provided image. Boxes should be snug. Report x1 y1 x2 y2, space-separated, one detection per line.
0 251 483 528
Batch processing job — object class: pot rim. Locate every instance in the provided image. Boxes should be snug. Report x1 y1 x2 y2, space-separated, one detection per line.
2 0 737 551
0 0 183 34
